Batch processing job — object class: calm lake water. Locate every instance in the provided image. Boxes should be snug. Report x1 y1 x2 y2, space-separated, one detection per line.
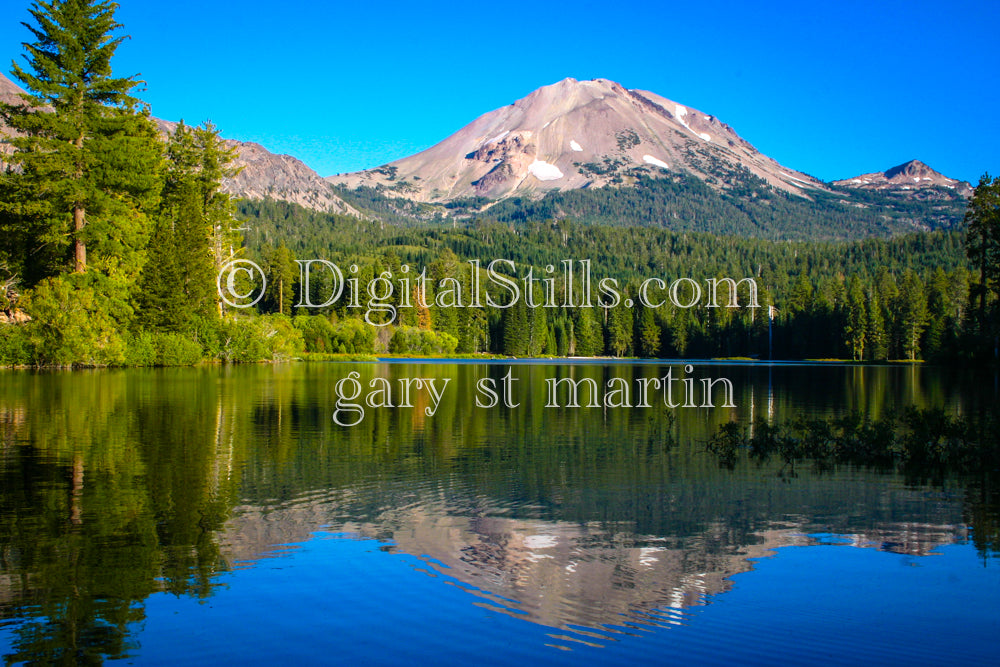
1 361 998 665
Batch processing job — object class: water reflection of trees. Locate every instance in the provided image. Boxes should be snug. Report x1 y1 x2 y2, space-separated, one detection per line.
705 408 1000 557
0 364 996 662
0 370 241 663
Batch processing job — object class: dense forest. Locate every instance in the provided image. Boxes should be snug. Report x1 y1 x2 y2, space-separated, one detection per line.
1 1 999 368
332 168 969 240
233 198 998 363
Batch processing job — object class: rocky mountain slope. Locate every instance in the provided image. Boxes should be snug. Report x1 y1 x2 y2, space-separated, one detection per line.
833 159 973 199
152 118 358 216
0 72 25 165
0 72 19 102
1 72 355 215
327 77 828 202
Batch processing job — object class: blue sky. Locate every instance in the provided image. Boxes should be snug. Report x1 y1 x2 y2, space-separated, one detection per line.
2 0 997 183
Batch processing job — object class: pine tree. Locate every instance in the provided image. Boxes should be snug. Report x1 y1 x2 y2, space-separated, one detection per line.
876 269 899 358
502 299 528 355
787 273 814 315
260 243 296 316
637 306 661 357
195 123 241 277
0 0 162 279
526 299 548 355
866 294 887 361
897 269 928 361
844 277 868 361
925 268 950 357
572 307 601 356
139 122 229 329
964 173 1000 333
606 303 633 357
428 248 460 338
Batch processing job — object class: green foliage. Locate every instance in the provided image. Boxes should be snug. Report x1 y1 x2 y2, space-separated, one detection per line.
606 300 633 357
216 317 270 363
291 315 375 354
216 315 304 363
572 308 601 356
0 323 35 365
152 331 204 366
964 173 1000 343
139 121 239 329
261 243 296 315
0 0 163 279
615 129 641 150
123 330 156 366
188 314 224 359
24 273 132 366
388 326 458 355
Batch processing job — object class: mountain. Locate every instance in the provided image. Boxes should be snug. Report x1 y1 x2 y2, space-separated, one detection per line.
327 77 827 202
0 72 356 215
0 72 26 165
152 119 359 216
0 72 21 108
833 159 973 198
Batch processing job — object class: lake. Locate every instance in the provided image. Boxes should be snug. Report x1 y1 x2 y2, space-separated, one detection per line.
1 361 998 665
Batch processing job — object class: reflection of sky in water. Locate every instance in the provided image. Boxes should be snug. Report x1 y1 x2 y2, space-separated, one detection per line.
124 533 998 666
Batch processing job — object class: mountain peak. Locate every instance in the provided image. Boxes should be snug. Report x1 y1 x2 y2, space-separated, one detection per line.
834 160 972 197
884 159 935 180
329 78 824 201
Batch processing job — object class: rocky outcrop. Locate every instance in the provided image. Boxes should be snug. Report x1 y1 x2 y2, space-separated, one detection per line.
0 309 30 325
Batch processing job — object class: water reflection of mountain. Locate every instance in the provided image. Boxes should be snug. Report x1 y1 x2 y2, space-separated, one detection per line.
1 364 994 662
219 480 969 637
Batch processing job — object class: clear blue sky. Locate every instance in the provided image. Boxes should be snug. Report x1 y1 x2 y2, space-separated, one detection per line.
2 0 997 183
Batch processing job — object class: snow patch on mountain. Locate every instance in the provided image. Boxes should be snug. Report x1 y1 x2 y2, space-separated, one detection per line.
485 130 509 146
643 155 669 169
528 159 563 181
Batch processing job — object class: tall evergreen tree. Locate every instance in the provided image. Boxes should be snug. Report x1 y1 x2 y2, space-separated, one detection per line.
844 277 868 361
897 269 928 361
866 294 887 361
606 303 633 357
572 307 601 356
195 122 241 288
964 173 1000 333
925 268 950 357
139 122 235 329
262 243 296 316
501 299 529 355
0 0 162 280
637 305 661 357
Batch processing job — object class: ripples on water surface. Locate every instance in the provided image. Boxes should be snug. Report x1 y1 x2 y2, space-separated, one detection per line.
1 362 998 664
